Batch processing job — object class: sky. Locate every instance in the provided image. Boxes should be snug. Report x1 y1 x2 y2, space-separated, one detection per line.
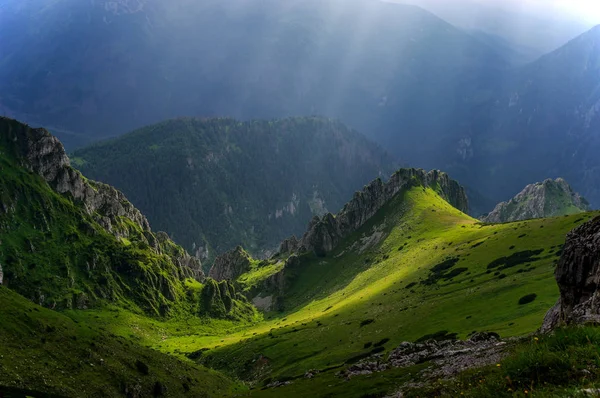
482 0 600 23
387 0 598 58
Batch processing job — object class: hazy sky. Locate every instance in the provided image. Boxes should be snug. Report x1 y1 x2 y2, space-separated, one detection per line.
405 0 600 24
483 0 600 23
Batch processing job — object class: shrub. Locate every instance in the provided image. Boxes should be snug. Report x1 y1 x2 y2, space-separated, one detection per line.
360 319 375 327
518 294 537 305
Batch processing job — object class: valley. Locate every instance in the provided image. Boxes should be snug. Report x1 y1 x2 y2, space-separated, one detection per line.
3 1 600 396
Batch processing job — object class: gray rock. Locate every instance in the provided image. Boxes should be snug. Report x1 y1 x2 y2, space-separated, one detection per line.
208 246 252 281
542 216 600 330
3 118 205 283
291 169 468 257
339 334 507 382
483 178 590 223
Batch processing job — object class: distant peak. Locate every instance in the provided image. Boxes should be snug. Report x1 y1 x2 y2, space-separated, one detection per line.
483 178 590 223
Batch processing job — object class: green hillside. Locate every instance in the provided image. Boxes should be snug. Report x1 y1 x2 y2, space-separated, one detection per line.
0 118 258 396
66 175 596 397
72 117 395 265
190 187 595 391
0 286 245 397
1 117 597 397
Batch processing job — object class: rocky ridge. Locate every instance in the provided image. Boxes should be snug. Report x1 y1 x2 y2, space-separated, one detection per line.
208 246 252 281
542 215 600 331
209 168 468 309
8 117 205 282
8 118 151 238
483 178 590 223
0 118 232 313
280 168 469 257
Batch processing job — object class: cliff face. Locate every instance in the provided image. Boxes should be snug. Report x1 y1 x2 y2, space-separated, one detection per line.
483 178 590 223
0 117 214 314
542 216 600 331
11 120 152 237
280 168 469 256
208 246 252 281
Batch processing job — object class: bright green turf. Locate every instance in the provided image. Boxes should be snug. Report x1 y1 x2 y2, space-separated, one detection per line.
60 185 597 397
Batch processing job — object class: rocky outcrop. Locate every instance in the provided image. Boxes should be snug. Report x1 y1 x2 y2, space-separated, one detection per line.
280 168 469 256
338 332 507 383
7 119 152 237
483 178 590 223
542 216 600 331
208 246 252 281
0 118 206 303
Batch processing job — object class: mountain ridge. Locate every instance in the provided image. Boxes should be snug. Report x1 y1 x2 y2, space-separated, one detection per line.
482 178 590 223
72 116 397 265
0 117 252 319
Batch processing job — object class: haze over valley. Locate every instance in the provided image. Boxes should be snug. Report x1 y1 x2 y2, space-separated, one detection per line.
2 1 600 397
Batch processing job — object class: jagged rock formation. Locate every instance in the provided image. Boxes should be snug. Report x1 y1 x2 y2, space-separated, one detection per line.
542 216 600 331
73 117 396 265
483 178 590 223
280 168 469 257
0 118 255 317
10 118 152 239
211 169 468 309
3 118 205 282
208 246 252 281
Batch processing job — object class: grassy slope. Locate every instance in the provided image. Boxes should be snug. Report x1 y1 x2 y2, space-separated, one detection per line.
0 286 245 398
73 186 597 397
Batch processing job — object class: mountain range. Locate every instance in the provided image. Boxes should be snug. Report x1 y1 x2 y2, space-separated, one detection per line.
1 118 600 397
72 116 395 264
2 0 600 211
4 1 600 395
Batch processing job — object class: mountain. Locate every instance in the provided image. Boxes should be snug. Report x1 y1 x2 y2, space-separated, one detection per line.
0 117 253 319
0 117 264 396
72 117 396 264
466 26 600 208
0 0 507 166
193 166 598 394
2 117 599 396
482 178 590 223
394 0 595 61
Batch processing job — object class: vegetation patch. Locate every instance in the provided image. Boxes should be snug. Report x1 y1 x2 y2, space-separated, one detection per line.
422 257 465 285
487 250 544 271
518 294 538 305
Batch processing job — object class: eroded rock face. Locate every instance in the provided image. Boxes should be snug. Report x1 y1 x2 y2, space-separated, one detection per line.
483 178 590 223
21 126 152 236
208 246 252 281
542 216 600 331
281 168 469 257
2 117 204 284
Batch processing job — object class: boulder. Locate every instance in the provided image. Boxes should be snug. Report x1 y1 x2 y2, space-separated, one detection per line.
542 216 600 331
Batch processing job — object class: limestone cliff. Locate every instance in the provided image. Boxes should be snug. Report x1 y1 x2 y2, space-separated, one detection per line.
483 178 590 223
280 168 469 256
542 216 600 331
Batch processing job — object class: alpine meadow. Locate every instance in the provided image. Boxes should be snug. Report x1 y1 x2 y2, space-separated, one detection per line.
2 1 600 397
